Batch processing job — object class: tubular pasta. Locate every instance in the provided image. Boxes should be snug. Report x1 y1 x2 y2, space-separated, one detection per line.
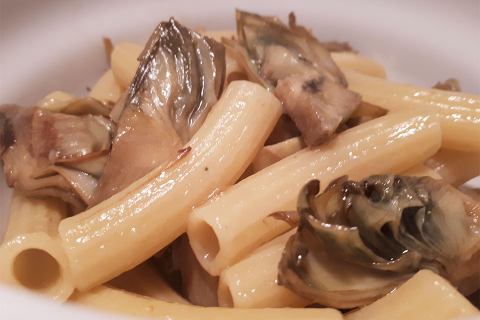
0 192 74 301
57 81 282 291
345 69 480 151
70 286 343 320
109 262 189 305
188 111 441 276
346 270 479 320
2 19 478 320
218 230 309 308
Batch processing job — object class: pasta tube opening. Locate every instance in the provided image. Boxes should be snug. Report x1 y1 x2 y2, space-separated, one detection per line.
13 248 61 291
187 221 220 264
0 193 74 301
0 234 74 300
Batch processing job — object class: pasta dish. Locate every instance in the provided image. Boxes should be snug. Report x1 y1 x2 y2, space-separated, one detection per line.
0 10 479 320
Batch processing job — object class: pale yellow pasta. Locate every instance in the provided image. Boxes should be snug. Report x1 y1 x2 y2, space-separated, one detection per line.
345 69 480 151
0 192 74 301
37 91 77 112
57 81 282 291
109 262 189 304
331 52 386 78
188 111 441 276
218 230 309 308
88 69 122 103
110 42 142 89
425 149 480 186
346 270 479 320
251 137 305 173
70 286 342 320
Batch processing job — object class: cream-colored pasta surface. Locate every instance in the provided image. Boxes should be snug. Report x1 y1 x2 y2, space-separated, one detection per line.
58 81 282 291
71 286 343 320
188 111 442 276
109 262 190 304
346 270 479 320
0 193 74 301
345 69 480 151
218 230 309 308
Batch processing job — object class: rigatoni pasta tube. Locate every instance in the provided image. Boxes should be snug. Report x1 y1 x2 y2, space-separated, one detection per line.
218 230 309 308
0 192 74 301
345 69 480 151
58 81 282 291
109 262 189 305
346 270 479 320
188 111 441 276
71 286 343 320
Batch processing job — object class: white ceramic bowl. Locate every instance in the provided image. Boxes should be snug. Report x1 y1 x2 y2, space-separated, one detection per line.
0 0 479 318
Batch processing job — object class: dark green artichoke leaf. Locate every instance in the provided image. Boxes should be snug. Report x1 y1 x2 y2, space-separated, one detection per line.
278 175 480 308
297 179 421 273
278 225 408 309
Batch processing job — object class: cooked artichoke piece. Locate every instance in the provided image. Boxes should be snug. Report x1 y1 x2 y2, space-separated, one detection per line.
91 18 225 204
278 175 480 308
227 10 360 146
0 103 114 211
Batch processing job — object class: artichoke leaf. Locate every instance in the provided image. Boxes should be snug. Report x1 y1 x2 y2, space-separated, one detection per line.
278 175 480 308
226 10 361 146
